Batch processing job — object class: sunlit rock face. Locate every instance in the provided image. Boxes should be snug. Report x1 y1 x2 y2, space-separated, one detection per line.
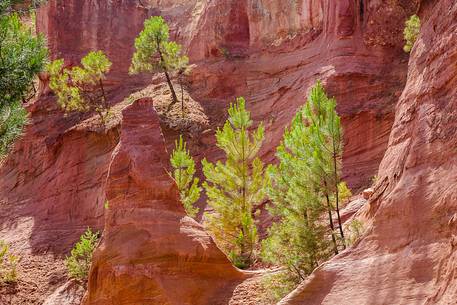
82 99 244 305
280 1 457 304
0 0 429 303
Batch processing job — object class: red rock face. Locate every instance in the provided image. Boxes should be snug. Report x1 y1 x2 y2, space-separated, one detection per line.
36 0 415 190
83 99 244 305
0 96 118 303
279 1 457 304
185 0 415 190
0 0 434 303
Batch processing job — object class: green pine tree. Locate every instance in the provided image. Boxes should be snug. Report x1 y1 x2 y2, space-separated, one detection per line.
202 97 267 268
302 81 346 249
403 15 421 53
130 16 189 112
47 50 112 124
0 7 47 158
262 81 349 292
262 107 332 284
170 135 201 218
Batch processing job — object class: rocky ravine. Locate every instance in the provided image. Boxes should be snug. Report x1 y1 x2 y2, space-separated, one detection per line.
2 0 455 304
280 0 457 304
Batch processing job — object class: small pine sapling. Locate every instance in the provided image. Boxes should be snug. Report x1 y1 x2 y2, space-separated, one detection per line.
202 97 268 268
0 241 19 284
130 16 189 112
403 15 421 53
47 50 112 125
170 135 201 218
65 228 99 282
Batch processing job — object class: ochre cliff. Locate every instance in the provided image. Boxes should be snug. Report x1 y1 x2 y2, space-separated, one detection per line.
37 0 417 190
2 0 452 304
82 99 244 305
280 0 457 304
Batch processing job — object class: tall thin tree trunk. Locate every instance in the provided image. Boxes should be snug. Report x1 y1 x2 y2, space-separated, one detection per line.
180 77 184 118
164 70 179 111
333 153 346 249
324 190 338 255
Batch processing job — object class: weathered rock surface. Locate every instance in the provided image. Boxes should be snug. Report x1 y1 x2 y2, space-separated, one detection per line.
37 0 417 190
42 280 85 305
82 99 244 305
279 1 457 304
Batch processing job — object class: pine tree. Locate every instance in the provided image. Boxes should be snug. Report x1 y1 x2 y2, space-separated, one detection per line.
47 50 112 124
301 81 346 249
130 16 189 112
202 97 267 268
262 108 332 283
262 81 348 286
170 135 201 218
0 5 47 158
403 15 421 53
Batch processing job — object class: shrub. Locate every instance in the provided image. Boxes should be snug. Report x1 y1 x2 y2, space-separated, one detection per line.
347 219 365 246
65 228 99 281
403 15 420 53
0 101 28 157
170 135 201 218
0 241 19 284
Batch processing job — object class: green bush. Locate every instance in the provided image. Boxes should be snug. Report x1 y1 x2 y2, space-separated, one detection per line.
404 15 421 53
0 101 28 157
65 228 99 281
0 241 19 284
347 219 365 246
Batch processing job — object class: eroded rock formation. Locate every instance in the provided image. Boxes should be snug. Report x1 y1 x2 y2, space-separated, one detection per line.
83 99 244 305
2 0 451 304
279 1 457 304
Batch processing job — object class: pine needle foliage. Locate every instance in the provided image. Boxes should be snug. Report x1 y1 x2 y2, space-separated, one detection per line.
202 97 267 268
0 101 28 157
170 135 201 218
301 81 346 250
0 241 19 283
263 81 348 288
0 9 46 157
47 51 112 124
130 16 189 111
403 14 420 53
65 228 99 282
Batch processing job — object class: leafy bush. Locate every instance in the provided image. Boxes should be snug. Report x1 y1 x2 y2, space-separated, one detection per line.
0 101 28 157
404 15 420 53
0 241 19 284
65 228 99 281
